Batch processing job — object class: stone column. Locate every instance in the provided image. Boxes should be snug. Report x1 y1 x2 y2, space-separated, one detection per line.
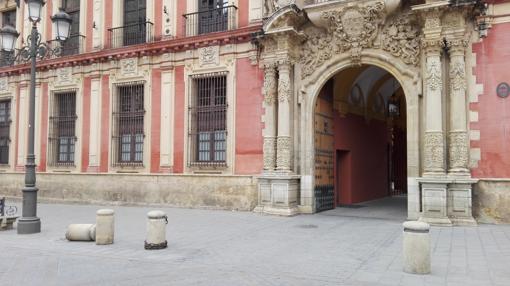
448 40 469 175
276 59 292 172
422 13 446 176
263 63 277 172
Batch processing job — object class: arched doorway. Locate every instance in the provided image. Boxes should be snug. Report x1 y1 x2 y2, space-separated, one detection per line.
313 65 408 213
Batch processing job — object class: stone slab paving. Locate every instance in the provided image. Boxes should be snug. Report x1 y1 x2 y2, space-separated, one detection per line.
0 202 509 286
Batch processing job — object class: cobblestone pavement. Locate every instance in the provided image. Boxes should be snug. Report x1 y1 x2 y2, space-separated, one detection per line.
1 199 509 286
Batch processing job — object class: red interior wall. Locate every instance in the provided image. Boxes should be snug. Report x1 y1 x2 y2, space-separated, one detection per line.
334 113 389 204
472 22 510 178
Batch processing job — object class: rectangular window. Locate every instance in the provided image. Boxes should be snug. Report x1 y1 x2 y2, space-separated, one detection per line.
62 0 81 56
0 100 11 165
48 91 77 166
189 74 227 166
198 0 229 34
123 0 147 46
112 83 145 166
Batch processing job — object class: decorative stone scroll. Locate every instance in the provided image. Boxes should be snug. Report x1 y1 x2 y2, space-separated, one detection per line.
380 13 421 66
448 131 469 171
276 136 292 170
120 58 138 76
263 64 277 105
424 131 444 172
299 3 421 78
263 137 277 171
198 46 220 67
450 61 467 91
426 57 442 91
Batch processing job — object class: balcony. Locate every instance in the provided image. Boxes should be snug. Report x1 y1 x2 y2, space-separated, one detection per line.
107 21 154 49
0 50 14 67
48 34 86 58
183 5 237 37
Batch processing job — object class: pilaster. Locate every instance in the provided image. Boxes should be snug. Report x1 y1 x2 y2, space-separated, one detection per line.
447 39 470 175
263 62 277 172
276 58 292 172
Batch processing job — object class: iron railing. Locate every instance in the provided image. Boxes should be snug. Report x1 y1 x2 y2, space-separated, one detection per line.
48 34 86 58
48 90 77 167
108 21 154 48
0 50 15 67
183 5 237 37
0 100 11 165
188 73 228 167
112 82 145 167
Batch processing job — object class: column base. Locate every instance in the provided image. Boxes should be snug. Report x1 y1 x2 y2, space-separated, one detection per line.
450 217 477 226
17 217 41 234
418 216 452 226
255 174 300 217
253 205 299 216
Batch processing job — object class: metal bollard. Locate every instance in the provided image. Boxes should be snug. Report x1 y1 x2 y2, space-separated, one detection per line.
403 221 431 274
65 224 96 241
96 209 114 245
145 210 168 250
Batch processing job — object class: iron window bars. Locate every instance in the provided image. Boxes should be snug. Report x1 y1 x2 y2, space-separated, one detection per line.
0 99 11 165
183 5 237 37
48 90 77 166
112 82 145 167
188 73 227 167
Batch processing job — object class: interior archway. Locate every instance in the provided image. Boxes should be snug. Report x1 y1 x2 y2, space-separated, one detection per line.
313 65 408 213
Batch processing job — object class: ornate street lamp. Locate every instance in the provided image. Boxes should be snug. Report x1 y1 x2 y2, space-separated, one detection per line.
0 0 72 234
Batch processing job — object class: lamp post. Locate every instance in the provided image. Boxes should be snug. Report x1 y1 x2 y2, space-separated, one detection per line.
0 0 72 234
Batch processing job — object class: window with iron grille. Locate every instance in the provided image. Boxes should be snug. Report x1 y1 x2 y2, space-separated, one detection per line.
188 73 227 166
48 91 77 166
0 100 11 165
112 82 145 166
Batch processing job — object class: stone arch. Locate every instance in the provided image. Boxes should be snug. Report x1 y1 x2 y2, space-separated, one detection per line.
297 51 421 213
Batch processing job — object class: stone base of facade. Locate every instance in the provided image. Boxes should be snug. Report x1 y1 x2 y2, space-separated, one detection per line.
0 173 258 211
254 173 300 217
473 179 510 224
417 177 478 226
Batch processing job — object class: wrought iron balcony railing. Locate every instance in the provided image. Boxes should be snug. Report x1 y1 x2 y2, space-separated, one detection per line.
107 21 154 49
0 50 15 67
183 5 237 37
48 34 86 58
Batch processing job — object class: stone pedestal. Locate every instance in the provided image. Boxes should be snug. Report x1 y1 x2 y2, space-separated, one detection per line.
403 221 431 275
254 174 300 216
96 209 114 245
145 210 168 250
417 177 477 226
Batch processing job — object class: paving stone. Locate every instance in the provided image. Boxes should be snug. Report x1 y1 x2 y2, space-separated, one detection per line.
0 202 509 285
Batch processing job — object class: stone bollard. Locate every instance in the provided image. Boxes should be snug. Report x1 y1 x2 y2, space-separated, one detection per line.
96 209 114 245
145 210 168 250
65 224 96 241
403 221 431 274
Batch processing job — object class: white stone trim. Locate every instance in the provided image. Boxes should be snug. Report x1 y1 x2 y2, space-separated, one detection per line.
160 70 175 167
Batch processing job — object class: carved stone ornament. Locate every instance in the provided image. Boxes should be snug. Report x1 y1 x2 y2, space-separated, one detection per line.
263 65 277 105
0 77 8 92
426 57 442 91
120 58 138 76
278 75 291 102
450 61 467 91
276 136 292 170
424 131 444 172
380 13 421 66
198 46 220 66
299 2 421 78
448 131 468 171
56 67 73 85
263 137 277 170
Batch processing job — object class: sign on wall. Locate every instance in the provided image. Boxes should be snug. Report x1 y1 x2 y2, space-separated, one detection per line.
496 82 510 98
